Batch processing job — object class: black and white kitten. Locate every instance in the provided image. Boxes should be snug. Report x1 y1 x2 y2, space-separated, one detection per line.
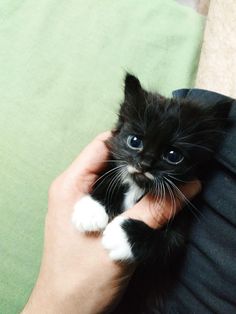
72 74 230 312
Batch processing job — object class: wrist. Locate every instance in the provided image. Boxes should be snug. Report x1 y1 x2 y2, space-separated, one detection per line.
21 265 131 314
22 272 81 314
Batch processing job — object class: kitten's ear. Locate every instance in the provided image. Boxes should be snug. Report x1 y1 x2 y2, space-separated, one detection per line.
124 73 142 104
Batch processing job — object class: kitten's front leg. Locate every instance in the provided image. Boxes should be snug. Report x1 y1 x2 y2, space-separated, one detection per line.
102 217 185 262
72 195 109 232
102 217 165 262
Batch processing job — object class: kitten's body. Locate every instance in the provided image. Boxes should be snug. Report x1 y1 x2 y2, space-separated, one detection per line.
72 74 231 313
91 163 189 313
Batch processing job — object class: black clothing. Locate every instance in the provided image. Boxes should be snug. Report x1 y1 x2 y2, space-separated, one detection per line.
163 89 236 313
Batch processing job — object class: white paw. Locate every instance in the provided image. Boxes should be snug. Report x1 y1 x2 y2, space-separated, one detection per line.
72 195 109 232
102 216 134 261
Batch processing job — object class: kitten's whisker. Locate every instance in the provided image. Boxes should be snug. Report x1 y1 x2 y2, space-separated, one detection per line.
167 162 197 177
93 164 124 184
105 171 118 206
105 172 120 206
108 149 127 160
156 179 164 208
161 179 166 208
111 168 128 202
176 118 228 138
150 178 169 225
152 179 159 208
107 167 128 207
160 179 175 233
96 159 127 163
113 167 128 205
161 163 197 177
178 128 228 141
92 165 125 192
164 177 204 222
89 160 128 167
149 179 162 222
178 142 214 153
105 167 126 206
165 177 197 215
160 179 167 209
166 174 195 184
164 180 177 231
110 153 127 161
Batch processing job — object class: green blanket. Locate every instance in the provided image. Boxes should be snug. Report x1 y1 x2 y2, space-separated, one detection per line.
0 1 204 312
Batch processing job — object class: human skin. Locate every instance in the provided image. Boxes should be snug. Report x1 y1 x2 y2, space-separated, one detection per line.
22 131 201 314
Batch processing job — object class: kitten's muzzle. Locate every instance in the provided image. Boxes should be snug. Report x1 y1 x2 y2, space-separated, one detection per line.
132 172 154 186
137 161 151 172
127 165 154 181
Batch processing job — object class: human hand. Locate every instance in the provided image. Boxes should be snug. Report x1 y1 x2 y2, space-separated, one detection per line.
22 132 201 314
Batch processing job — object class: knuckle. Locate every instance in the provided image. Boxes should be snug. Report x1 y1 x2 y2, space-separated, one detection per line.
95 131 111 141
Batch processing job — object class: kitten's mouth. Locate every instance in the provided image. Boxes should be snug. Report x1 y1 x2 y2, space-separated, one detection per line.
127 165 154 184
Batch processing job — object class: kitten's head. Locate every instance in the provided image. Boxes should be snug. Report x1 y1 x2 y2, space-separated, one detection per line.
107 73 231 194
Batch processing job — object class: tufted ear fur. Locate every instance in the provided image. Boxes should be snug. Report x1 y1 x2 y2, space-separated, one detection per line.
114 73 166 133
124 73 142 104
115 73 145 128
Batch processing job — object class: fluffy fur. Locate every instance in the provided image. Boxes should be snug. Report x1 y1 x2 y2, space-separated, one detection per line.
72 74 231 313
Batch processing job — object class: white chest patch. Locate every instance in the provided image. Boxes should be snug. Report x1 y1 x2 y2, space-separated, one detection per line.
123 183 144 210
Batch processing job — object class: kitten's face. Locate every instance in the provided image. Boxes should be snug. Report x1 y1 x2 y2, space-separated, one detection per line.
107 74 230 194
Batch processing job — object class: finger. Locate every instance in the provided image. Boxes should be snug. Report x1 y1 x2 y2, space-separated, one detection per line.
63 131 112 190
123 180 201 229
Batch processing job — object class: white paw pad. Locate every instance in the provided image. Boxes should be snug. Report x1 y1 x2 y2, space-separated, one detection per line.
72 195 109 232
102 216 134 261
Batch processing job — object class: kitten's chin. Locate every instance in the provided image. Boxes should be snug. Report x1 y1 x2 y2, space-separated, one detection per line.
132 172 149 185
127 173 153 190
124 165 154 189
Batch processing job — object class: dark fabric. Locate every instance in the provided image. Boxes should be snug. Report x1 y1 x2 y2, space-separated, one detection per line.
162 89 236 313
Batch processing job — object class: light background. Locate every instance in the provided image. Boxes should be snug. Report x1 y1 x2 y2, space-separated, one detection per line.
0 1 204 312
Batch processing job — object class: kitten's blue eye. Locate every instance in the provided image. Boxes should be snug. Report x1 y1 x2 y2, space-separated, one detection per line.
127 135 143 151
163 149 184 165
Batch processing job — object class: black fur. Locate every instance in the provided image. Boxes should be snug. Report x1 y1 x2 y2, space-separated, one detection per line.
91 74 231 313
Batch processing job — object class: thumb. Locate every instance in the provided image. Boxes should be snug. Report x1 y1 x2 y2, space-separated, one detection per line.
122 180 201 229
